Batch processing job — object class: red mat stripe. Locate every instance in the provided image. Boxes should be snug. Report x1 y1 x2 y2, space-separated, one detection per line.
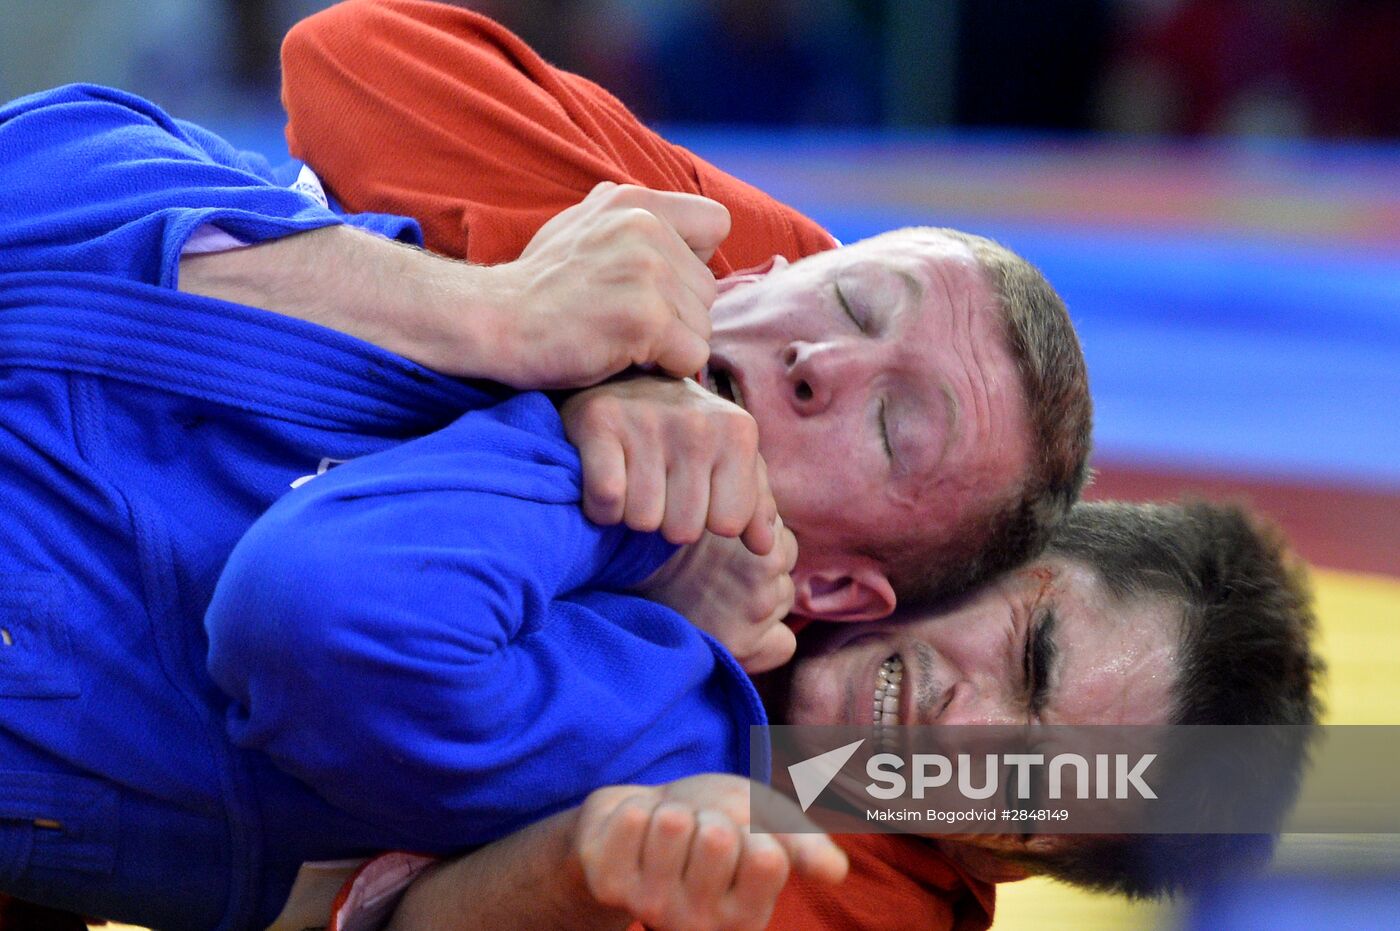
1086 461 1400 578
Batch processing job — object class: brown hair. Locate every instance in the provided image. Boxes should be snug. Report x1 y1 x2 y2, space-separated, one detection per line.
879 228 1093 606
1021 500 1324 897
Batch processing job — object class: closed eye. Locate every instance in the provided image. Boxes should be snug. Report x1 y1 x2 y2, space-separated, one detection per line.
1023 609 1057 717
878 399 894 461
834 282 865 332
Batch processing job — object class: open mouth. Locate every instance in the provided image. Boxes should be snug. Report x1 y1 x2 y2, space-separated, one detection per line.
702 364 746 411
873 654 904 726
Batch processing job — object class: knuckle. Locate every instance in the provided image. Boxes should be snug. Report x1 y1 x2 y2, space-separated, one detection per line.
746 844 789 880
616 803 651 834
754 588 782 620
588 479 626 513
589 871 631 907
664 520 704 546
614 206 662 238
582 785 626 817
626 510 664 535
605 182 644 203
655 804 695 837
708 512 747 538
680 413 717 448
728 412 759 449
760 548 789 574
575 395 624 432
776 577 796 611
697 821 739 858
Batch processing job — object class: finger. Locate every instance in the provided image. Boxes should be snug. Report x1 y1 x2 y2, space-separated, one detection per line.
708 431 762 548
727 833 790 930
615 187 732 264
651 225 719 325
577 434 628 527
661 459 710 546
745 785 847 884
606 199 717 323
773 570 796 618
777 523 800 574
622 437 667 534
740 623 796 675
782 832 849 886
740 457 779 556
580 796 655 903
584 179 620 201
640 802 697 889
651 317 711 381
683 810 744 905
669 277 715 345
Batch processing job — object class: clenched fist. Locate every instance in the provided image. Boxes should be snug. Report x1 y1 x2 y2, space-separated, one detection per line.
477 182 730 390
635 521 800 674
561 374 778 556
574 775 847 931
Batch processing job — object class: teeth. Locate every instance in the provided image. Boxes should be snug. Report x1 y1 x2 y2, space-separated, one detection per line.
873 656 904 726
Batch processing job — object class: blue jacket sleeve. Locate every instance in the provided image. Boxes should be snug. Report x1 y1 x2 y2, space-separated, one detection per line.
0 84 415 287
205 394 752 849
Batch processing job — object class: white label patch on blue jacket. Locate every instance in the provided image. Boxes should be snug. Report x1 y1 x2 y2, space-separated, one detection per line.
291 164 330 209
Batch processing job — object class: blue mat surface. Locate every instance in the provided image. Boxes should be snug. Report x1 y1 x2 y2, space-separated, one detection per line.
203 114 1400 489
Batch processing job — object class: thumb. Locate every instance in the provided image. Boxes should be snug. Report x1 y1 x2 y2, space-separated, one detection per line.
634 189 732 262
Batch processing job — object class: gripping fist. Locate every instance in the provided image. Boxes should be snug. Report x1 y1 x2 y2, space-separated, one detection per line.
481 182 730 390
561 374 778 557
635 521 799 674
574 775 848 931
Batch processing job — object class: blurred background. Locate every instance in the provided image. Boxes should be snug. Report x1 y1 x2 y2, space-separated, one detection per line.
4 1 1398 928
8 0 1400 139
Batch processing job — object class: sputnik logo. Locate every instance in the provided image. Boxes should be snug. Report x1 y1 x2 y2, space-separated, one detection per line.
787 739 865 812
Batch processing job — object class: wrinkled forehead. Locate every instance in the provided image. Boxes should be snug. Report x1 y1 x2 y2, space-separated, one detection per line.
795 228 984 280
1051 559 1183 718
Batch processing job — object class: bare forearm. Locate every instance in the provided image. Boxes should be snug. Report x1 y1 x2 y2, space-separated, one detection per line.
385 808 629 931
178 224 509 377
178 181 724 391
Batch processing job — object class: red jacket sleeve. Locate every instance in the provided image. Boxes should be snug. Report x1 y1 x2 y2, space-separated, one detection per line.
280 0 836 276
768 834 996 931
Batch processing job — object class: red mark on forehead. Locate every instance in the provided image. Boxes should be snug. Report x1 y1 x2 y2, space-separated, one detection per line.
1020 565 1057 610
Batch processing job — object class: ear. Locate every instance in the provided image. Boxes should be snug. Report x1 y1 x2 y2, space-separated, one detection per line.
792 561 896 622
715 256 787 294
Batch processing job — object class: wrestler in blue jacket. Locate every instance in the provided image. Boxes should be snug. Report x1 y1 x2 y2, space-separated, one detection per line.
0 84 759 930
205 389 763 850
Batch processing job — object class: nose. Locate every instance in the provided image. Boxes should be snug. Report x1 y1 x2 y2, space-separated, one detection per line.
782 340 862 415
